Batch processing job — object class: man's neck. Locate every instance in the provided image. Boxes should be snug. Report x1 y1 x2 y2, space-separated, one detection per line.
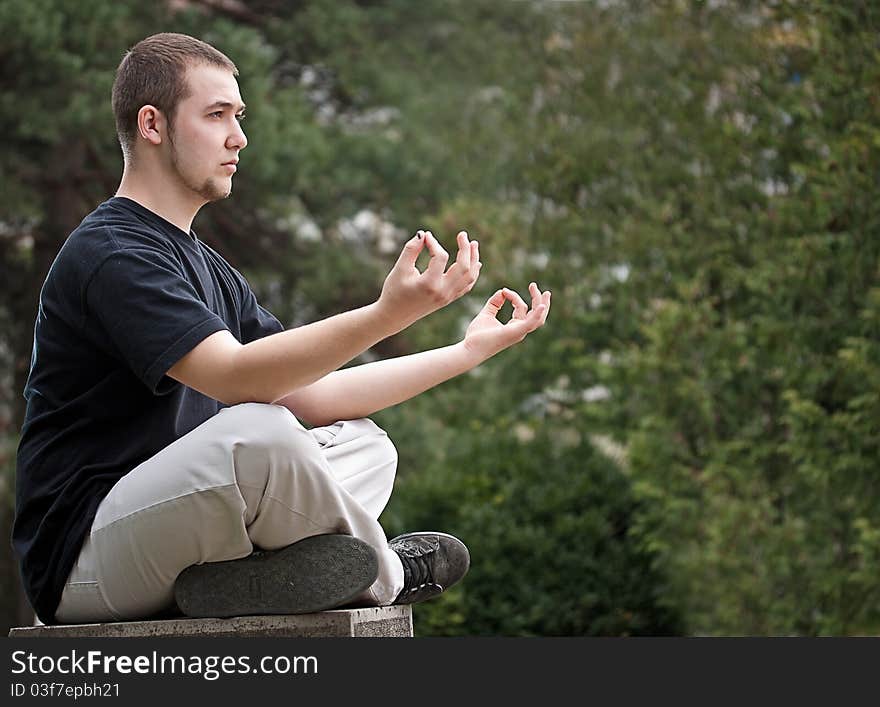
116 170 204 234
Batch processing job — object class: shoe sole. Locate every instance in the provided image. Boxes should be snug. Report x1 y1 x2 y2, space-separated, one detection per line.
174 534 379 618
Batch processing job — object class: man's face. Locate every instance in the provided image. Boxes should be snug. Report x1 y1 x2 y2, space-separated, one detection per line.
165 63 247 203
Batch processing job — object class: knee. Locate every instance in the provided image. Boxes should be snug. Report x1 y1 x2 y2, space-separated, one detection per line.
218 403 331 497
350 419 398 515
357 418 399 485
321 417 398 484
374 422 398 475
219 402 317 461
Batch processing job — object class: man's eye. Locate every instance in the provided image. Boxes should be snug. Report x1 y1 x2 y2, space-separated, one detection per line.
209 112 223 118
235 113 247 122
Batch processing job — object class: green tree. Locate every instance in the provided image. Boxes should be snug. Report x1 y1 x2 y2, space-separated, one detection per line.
607 2 880 634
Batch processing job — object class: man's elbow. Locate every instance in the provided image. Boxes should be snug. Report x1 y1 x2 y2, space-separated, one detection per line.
168 331 276 405
219 346 278 405
174 373 268 408
214 388 272 407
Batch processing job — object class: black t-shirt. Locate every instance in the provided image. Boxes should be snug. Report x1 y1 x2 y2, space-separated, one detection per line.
13 196 284 623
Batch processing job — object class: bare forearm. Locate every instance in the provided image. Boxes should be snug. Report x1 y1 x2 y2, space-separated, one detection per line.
276 341 484 426
232 302 404 403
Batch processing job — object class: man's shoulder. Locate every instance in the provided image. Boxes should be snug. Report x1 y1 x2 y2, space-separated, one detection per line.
70 198 174 252
46 199 179 295
57 199 179 271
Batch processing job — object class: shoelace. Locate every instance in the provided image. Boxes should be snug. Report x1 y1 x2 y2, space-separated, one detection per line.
393 537 443 594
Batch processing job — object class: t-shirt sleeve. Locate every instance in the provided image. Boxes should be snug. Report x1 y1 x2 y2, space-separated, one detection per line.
85 248 230 394
235 272 285 344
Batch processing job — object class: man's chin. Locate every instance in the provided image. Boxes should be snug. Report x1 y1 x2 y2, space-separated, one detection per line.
199 180 233 203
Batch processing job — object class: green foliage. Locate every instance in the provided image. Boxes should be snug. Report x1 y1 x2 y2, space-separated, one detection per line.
379 410 680 636
602 2 880 634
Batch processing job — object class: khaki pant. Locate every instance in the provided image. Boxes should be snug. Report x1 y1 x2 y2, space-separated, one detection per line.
54 403 404 623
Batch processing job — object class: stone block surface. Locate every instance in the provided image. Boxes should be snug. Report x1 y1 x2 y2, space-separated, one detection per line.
8 606 413 638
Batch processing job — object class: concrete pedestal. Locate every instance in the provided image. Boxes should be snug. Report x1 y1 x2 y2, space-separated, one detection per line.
8 606 413 638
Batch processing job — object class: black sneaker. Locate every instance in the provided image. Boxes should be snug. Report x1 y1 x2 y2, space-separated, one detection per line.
390 532 470 605
174 534 379 618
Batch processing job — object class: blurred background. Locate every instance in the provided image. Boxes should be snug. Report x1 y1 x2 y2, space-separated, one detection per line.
1 0 878 636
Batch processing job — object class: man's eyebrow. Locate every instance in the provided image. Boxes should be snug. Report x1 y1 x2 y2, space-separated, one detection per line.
204 100 247 112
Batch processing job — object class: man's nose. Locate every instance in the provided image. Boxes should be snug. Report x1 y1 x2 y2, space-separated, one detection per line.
228 122 247 150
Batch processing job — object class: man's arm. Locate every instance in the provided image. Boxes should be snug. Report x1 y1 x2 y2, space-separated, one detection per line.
167 231 480 404
277 283 551 426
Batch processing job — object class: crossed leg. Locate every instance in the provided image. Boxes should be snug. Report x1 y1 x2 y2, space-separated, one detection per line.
54 403 404 623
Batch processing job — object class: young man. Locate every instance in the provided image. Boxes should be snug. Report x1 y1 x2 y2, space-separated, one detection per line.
13 33 551 625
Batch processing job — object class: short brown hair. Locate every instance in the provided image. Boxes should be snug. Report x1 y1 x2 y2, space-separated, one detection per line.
112 32 238 160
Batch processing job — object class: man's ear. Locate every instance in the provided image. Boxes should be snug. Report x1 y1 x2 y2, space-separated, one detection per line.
136 105 165 146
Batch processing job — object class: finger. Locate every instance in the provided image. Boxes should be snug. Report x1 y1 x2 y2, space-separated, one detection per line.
529 281 541 306
503 302 546 343
396 230 427 268
540 291 551 324
423 231 450 277
453 231 471 272
468 240 480 281
519 303 547 334
456 241 481 297
466 266 481 293
503 287 529 320
483 289 505 316
445 232 474 292
530 303 548 331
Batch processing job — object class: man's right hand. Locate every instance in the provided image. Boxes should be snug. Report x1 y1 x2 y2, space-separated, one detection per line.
375 230 481 330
